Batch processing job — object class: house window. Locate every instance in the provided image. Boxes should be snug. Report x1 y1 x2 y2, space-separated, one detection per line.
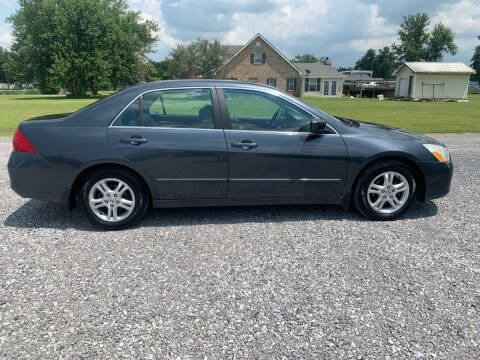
331 81 337 95
287 78 297 91
324 80 330 95
305 78 321 92
248 77 258 83
267 77 277 87
250 53 265 64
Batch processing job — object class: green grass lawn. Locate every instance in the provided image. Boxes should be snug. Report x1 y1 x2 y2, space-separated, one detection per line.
302 94 480 133
1 93 479 136
0 95 100 136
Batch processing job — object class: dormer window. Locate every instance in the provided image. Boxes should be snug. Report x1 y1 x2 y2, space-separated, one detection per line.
250 53 266 64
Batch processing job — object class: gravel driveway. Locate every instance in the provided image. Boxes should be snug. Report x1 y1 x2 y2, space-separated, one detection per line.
1 134 479 359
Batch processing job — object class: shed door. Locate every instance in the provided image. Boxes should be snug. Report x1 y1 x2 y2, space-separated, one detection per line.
398 78 407 97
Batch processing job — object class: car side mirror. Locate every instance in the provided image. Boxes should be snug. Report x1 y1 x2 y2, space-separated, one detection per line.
310 118 327 134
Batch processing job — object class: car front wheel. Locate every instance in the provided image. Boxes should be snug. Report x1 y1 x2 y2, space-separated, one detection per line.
353 160 416 220
81 168 149 230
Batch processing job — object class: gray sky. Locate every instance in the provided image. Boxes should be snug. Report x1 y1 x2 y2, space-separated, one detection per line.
1 0 479 67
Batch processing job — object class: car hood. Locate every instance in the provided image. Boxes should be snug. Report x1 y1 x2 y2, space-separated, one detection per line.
337 117 443 146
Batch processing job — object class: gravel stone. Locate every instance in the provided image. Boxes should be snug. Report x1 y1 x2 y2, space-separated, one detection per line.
0 134 479 359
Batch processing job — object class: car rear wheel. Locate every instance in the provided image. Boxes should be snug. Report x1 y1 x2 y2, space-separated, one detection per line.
81 168 149 230
353 160 416 220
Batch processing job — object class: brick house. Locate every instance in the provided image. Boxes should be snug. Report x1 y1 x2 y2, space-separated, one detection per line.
215 34 344 97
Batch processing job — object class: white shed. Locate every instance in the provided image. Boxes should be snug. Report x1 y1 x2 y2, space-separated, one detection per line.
393 62 475 99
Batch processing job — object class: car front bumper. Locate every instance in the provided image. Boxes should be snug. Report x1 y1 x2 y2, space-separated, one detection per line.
418 160 454 201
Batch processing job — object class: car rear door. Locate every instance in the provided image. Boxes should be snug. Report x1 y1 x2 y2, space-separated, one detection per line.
217 87 348 200
107 87 228 200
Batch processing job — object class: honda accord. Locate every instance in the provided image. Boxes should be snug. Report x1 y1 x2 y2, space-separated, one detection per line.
8 80 453 229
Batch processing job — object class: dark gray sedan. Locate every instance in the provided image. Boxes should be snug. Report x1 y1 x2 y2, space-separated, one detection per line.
8 80 453 229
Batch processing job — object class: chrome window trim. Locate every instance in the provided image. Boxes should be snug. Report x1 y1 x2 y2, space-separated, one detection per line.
107 126 224 132
224 129 330 136
108 85 340 135
108 86 214 128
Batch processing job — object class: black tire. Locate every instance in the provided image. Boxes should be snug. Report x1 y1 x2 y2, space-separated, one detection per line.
353 160 416 220
81 168 149 230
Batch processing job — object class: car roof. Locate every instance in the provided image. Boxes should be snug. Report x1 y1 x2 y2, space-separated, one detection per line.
126 79 276 93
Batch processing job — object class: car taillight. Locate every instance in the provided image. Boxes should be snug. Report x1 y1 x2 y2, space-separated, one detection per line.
12 128 36 153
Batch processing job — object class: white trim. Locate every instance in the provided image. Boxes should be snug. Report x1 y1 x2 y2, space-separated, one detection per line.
215 33 302 75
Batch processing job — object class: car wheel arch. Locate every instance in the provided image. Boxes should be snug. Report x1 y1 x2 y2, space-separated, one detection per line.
351 154 426 203
67 162 155 210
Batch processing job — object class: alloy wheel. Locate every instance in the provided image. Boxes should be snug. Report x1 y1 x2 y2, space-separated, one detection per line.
88 178 136 222
367 171 410 214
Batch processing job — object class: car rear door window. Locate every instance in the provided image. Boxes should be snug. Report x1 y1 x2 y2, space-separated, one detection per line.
113 88 214 129
222 89 312 132
143 89 214 129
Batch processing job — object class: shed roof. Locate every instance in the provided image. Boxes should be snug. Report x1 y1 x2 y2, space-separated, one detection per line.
394 62 475 75
293 62 345 78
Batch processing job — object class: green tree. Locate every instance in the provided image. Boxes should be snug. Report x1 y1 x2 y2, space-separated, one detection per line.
195 39 228 79
353 47 395 78
167 43 199 79
392 13 457 62
291 54 325 63
8 0 158 95
108 4 159 90
136 59 158 83
426 23 458 61
373 47 396 79
7 0 60 93
0 47 8 83
470 35 480 82
336 66 353 72
167 38 228 79
151 59 172 80
355 49 376 71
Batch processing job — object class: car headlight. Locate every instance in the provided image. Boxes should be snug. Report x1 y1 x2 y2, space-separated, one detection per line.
423 144 450 162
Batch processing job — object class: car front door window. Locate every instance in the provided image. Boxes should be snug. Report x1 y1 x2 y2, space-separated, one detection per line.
222 89 312 132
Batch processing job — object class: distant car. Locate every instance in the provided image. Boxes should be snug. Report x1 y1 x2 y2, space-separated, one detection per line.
8 80 453 229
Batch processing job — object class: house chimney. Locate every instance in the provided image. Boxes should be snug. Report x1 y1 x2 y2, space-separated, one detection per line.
324 57 331 65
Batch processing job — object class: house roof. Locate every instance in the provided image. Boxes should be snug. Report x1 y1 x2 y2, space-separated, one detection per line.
215 33 301 75
394 62 475 75
293 62 345 78
224 45 243 57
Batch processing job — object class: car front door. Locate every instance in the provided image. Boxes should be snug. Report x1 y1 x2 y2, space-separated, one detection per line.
107 87 228 200
217 88 348 200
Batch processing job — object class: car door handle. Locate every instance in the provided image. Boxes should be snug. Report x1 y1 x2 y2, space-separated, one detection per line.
231 141 258 150
120 136 149 145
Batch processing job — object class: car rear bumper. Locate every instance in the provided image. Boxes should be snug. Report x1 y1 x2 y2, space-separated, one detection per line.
8 151 71 204
418 160 454 201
